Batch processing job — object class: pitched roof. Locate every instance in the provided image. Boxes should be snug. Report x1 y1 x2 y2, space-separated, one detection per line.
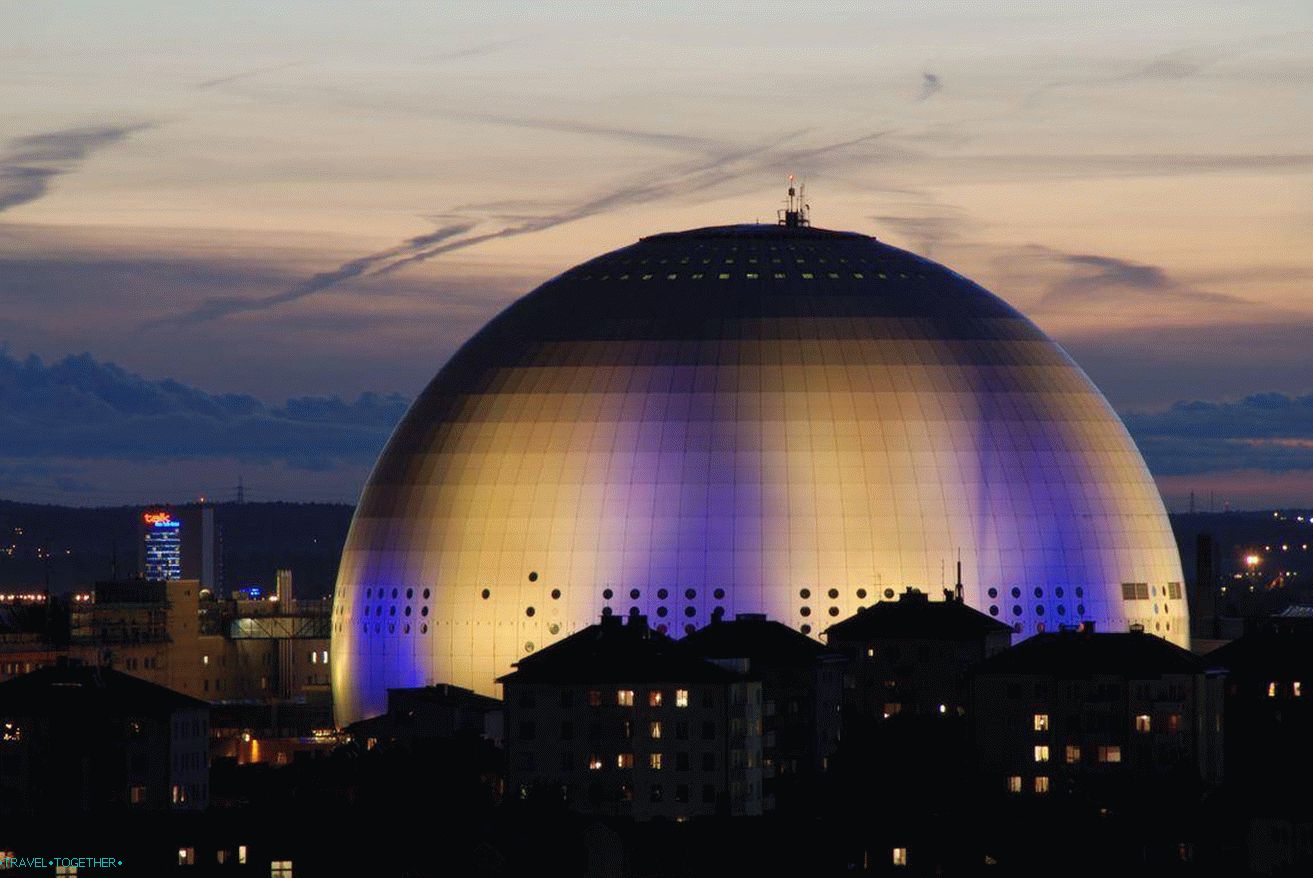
1205 626 1313 675
824 591 1013 641
973 631 1205 677
498 616 742 685
679 615 843 667
0 663 209 715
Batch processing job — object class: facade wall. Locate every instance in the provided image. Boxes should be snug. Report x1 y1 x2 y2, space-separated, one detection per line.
505 680 762 820
973 669 1224 799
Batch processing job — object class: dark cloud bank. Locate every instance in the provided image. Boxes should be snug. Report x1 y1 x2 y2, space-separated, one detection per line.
1126 393 1313 477
0 350 409 470
3 350 1312 489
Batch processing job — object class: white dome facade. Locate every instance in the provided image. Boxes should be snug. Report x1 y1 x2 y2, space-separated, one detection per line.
331 224 1185 726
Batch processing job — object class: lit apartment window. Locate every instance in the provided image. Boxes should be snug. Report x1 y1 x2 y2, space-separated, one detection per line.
1167 714 1181 732
271 862 293 878
54 867 77 878
649 690 663 707
650 721 663 739
1295 681 1303 698
1007 775 1022 793
650 752 663 770
617 689 635 707
588 755 604 771
1034 776 1050 794
588 690 603 707
892 847 908 867
202 655 209 666
1033 713 1049 732
617 753 634 769
310 651 317 664
883 702 902 718
1065 745 1081 764
1098 745 1122 763
238 846 247 865
866 647 875 658
1267 681 1278 698
1134 714 1152 733
1033 745 1050 763
178 847 195 866
675 689 689 708
321 650 328 664
129 785 146 804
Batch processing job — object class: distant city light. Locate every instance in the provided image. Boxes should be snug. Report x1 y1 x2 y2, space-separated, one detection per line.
1245 554 1261 568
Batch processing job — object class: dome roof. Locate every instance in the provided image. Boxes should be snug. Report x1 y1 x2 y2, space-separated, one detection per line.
331 223 1185 725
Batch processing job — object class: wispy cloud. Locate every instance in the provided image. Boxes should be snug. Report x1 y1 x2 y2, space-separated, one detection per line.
423 37 522 63
917 72 942 101
196 61 304 90
0 124 152 213
164 221 476 323
162 125 900 323
1035 249 1245 309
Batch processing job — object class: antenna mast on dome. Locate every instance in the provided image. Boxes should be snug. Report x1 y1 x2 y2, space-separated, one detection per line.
777 175 810 228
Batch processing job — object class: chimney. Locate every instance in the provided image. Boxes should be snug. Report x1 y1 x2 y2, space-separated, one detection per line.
275 568 294 607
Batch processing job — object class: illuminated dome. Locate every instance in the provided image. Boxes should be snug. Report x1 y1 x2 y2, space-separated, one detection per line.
331 222 1185 725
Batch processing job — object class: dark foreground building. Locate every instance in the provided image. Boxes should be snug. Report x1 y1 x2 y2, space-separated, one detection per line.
500 614 763 820
972 629 1224 802
826 587 1013 723
0 663 210 814
680 613 844 812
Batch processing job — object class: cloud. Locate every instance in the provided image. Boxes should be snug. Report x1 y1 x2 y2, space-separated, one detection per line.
164 221 477 323
917 72 942 101
196 61 304 90
869 202 970 256
163 125 899 323
0 350 410 467
0 124 153 213
423 38 523 63
1124 392 1313 476
1002 246 1248 310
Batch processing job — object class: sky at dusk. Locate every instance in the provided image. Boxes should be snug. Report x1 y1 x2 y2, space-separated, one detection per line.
2 1 1312 508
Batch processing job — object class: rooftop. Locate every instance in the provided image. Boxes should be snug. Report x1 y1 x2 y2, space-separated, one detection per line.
679 613 844 667
973 630 1205 677
0 662 209 715
498 615 744 685
1205 623 1313 674
824 588 1014 641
